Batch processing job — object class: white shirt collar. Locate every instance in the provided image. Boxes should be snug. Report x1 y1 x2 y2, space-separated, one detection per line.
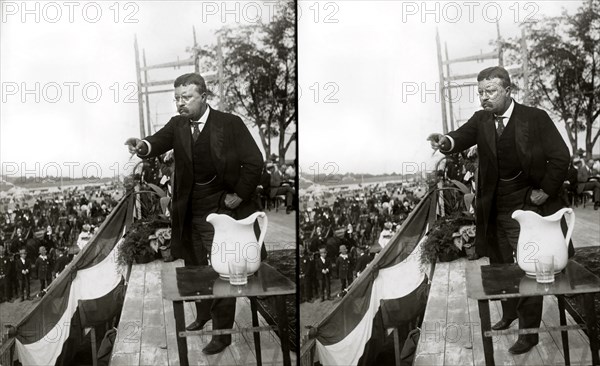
496 99 515 121
192 105 210 123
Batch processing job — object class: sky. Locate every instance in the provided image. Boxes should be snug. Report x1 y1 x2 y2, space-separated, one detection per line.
1 0 294 180
1 1 596 182
298 0 593 176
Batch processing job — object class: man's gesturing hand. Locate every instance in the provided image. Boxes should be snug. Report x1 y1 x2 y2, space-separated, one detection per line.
427 133 451 152
224 193 243 209
124 138 148 156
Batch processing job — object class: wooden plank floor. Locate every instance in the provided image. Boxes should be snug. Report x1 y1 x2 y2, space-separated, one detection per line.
110 260 296 366
415 257 594 366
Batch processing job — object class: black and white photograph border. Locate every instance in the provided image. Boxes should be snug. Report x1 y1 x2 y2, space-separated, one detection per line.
1 1 297 365
298 1 600 366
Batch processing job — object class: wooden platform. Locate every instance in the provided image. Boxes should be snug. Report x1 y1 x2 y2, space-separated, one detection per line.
415 257 594 366
110 260 296 366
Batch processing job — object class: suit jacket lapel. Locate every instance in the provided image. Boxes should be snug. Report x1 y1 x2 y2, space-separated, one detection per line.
483 113 497 164
178 117 193 163
512 103 531 172
208 110 225 177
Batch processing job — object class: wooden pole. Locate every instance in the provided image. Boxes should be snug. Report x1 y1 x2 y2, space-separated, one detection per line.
444 42 455 132
217 37 225 110
436 28 448 134
134 35 145 138
496 22 503 67
520 28 530 105
193 26 199 73
142 49 152 135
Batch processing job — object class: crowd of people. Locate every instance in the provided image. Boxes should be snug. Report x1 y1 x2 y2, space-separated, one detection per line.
563 156 600 209
299 183 423 303
0 186 120 303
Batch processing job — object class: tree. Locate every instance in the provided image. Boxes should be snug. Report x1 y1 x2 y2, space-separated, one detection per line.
502 1 599 158
195 0 296 163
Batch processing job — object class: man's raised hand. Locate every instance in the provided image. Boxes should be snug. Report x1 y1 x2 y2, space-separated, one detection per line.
427 133 451 152
124 137 148 156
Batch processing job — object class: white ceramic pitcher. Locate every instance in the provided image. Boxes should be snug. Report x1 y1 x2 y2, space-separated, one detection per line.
511 208 575 276
206 211 268 279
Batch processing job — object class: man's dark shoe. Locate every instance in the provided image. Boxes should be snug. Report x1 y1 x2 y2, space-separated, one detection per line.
286 206 293 214
491 318 516 331
202 338 231 355
509 337 538 354
594 201 599 210
186 318 210 331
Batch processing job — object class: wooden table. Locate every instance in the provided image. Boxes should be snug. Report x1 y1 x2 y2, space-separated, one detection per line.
466 260 600 366
162 263 295 366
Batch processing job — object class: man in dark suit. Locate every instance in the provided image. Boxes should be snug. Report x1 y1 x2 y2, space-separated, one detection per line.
575 159 600 209
315 247 332 301
335 244 353 296
429 66 570 354
15 248 31 301
53 247 70 277
125 73 264 355
35 246 52 293
300 245 312 302
0 245 12 302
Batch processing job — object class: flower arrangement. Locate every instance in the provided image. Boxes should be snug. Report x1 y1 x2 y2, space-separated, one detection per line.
453 224 478 260
420 213 476 265
117 217 171 266
154 227 174 262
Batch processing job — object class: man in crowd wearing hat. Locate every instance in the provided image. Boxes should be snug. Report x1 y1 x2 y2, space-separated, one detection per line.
266 163 295 214
125 73 264 355
428 66 570 354
575 159 600 210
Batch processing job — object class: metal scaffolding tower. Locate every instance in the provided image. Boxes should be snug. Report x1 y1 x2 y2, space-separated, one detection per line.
436 26 530 133
133 27 223 137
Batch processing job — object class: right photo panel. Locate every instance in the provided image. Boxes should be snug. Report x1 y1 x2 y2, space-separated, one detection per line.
298 1 600 366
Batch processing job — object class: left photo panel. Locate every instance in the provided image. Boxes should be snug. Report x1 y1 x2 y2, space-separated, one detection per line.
0 1 298 365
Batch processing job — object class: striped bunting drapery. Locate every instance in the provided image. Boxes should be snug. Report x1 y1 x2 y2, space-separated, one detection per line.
14 193 135 365
315 190 437 365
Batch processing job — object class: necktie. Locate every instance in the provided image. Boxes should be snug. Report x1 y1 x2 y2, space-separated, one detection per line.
495 116 505 138
191 122 201 142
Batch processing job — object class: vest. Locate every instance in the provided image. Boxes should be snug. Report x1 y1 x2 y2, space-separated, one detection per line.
192 122 218 184
496 118 522 180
